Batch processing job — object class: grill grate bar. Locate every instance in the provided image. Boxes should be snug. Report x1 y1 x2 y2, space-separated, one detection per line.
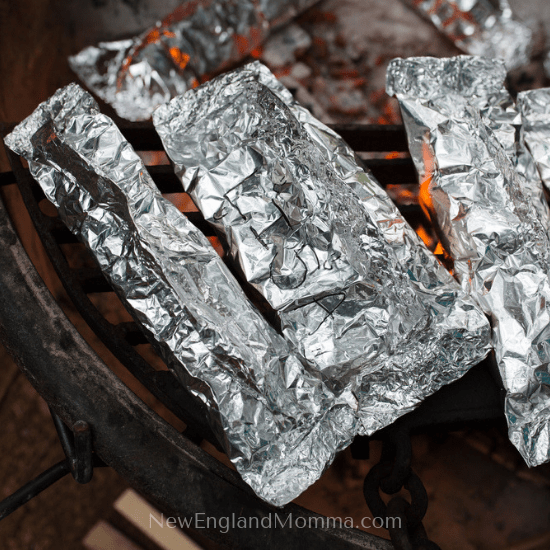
363 158 417 185
118 122 411 153
71 267 111 294
117 321 149 346
6 158 419 193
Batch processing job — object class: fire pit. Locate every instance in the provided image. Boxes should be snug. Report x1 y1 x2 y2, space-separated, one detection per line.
5 0 550 545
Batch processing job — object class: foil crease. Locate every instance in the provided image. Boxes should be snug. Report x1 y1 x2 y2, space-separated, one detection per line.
518 88 550 190
3 83 358 507
154 61 491 436
69 0 318 122
387 55 550 467
400 0 533 71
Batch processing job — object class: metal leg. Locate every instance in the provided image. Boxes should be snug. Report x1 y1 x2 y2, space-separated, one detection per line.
0 407 107 521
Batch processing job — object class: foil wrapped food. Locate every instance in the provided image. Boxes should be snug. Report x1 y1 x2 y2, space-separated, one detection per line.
3 83 360 507
69 0 318 122
400 0 533 71
387 55 550 467
518 88 550 190
154 61 491 436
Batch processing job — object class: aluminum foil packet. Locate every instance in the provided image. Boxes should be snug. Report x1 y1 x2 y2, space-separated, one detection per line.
154 61 491 436
518 88 550 190
387 55 550 467
4 83 359 507
400 0 533 71
69 0 318 122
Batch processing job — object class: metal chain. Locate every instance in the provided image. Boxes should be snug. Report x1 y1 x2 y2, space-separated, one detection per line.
360 428 442 550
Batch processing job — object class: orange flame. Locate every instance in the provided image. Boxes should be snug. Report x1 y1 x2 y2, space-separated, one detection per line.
415 225 435 249
418 140 435 221
168 47 191 70
116 0 206 89
118 27 180 88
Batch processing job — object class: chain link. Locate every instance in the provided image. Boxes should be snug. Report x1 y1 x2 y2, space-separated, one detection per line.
361 429 442 550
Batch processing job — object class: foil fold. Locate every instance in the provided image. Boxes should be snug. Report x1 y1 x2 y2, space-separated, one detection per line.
69 0 318 121
154 61 491 437
387 55 550 467
400 0 533 71
4 83 358 507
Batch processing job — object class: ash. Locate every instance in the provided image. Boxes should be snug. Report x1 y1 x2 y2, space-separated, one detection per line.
258 0 550 125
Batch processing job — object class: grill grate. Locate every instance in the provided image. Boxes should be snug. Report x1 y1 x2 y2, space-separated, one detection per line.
0 123 505 549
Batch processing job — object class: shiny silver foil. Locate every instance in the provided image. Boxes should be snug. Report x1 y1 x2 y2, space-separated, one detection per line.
69 0 318 122
387 55 550 467
3 83 359 507
154 61 491 436
400 0 533 71
518 88 550 190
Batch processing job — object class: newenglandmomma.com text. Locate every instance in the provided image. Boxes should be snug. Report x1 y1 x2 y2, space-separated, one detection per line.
150 512 401 533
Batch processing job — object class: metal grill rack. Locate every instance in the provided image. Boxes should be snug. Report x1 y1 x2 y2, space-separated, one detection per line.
0 123 505 550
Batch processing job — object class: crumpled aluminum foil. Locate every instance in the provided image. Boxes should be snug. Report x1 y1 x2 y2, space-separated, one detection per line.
69 0 318 122
387 55 550 467
518 88 550 190
154 61 491 436
400 0 533 71
3 83 359 507
482 83 550 224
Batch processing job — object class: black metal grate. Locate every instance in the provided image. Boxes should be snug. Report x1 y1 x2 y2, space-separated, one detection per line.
0 123 505 549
